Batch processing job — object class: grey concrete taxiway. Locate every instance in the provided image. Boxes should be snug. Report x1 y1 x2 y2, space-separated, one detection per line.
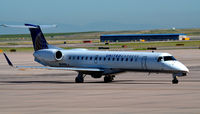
0 49 200 114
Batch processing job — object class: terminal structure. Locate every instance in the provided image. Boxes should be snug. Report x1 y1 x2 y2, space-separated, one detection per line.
100 34 188 42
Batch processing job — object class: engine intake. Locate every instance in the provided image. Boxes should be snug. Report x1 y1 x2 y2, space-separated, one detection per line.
55 51 63 60
34 49 63 61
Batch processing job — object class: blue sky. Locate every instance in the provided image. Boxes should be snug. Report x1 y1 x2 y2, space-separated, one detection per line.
1 0 200 34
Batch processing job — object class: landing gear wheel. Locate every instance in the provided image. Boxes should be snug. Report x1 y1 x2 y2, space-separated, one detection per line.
75 77 84 83
104 75 115 83
75 73 85 83
172 78 179 84
172 74 179 84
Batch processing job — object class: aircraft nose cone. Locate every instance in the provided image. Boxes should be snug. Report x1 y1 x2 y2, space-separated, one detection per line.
177 62 189 73
181 66 189 73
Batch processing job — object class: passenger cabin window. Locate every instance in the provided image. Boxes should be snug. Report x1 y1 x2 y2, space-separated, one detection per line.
130 58 133 62
164 56 176 61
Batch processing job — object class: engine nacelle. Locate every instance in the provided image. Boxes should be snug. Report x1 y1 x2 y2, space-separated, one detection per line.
33 49 63 61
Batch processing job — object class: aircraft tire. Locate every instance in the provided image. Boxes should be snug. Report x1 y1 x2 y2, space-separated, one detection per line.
75 77 84 83
104 75 114 83
172 79 179 84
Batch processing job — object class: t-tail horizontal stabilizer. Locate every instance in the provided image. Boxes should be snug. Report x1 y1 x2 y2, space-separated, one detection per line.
1 24 57 29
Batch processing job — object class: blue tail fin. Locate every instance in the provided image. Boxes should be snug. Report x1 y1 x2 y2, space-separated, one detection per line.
25 24 48 51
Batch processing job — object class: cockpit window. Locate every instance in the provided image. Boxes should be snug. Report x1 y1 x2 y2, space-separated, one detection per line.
157 57 163 62
164 56 176 61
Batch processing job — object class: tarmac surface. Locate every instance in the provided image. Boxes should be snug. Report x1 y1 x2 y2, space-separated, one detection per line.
0 49 200 114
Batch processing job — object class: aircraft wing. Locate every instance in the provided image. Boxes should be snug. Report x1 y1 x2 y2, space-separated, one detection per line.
3 52 103 72
16 66 104 72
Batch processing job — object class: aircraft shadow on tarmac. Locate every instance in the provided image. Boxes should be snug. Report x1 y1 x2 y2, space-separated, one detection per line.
0 80 171 85
1 79 200 84
32 73 75 77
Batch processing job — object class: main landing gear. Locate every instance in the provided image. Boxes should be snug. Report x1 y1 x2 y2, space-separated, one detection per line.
104 75 115 83
75 73 86 83
172 74 179 84
75 73 115 83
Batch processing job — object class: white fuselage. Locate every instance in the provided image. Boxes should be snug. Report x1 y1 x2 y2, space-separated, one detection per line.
33 49 189 75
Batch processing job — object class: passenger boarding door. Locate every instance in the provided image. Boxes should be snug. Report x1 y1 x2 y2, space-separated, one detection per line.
141 56 147 70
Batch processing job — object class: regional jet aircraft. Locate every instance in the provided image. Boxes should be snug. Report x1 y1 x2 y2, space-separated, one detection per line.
2 24 189 84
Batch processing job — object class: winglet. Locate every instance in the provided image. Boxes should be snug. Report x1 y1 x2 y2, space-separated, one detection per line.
3 53 14 67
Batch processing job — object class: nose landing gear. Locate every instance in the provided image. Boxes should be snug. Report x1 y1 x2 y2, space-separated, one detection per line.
172 76 179 84
172 74 179 84
172 72 188 84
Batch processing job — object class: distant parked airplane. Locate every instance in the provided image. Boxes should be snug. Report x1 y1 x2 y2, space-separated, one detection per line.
2 24 189 84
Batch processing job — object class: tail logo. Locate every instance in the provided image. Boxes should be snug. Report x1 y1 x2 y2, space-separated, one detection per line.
35 32 48 51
